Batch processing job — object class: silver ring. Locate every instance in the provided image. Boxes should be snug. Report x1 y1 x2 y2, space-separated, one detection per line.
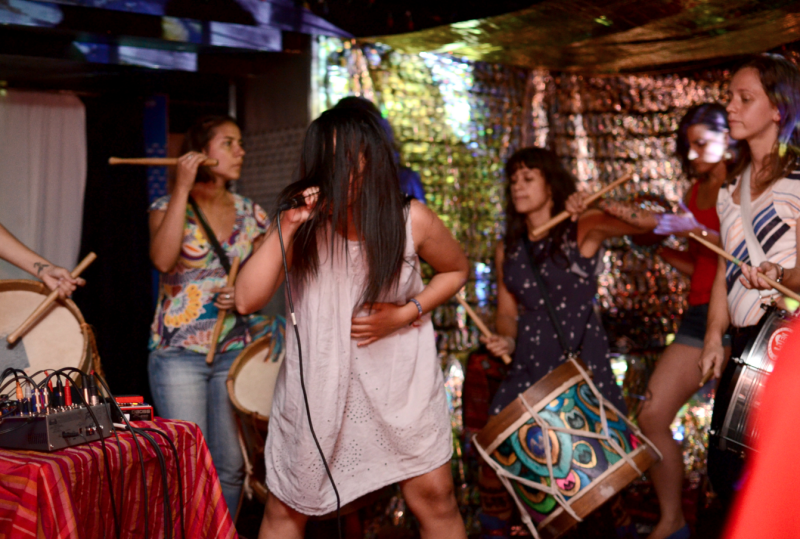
224 294 231 300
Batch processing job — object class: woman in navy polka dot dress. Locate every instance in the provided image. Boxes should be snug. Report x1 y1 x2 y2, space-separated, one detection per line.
483 147 648 416
476 147 649 537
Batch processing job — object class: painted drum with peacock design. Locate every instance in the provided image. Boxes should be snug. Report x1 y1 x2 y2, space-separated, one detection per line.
475 358 661 539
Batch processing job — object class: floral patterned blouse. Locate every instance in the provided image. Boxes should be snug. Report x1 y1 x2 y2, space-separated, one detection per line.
148 193 268 354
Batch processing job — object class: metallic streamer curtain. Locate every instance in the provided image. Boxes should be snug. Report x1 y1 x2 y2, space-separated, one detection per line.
0 90 87 281
314 37 728 359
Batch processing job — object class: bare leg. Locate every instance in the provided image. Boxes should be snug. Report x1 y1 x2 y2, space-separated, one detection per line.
257 491 308 539
638 342 713 539
400 463 467 539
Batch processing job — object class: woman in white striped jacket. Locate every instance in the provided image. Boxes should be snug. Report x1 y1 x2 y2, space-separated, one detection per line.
700 53 800 508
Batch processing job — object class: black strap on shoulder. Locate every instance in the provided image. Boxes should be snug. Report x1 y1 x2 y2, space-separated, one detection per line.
522 236 576 358
188 195 232 274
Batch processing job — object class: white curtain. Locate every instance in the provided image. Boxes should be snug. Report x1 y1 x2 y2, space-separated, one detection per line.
0 90 87 280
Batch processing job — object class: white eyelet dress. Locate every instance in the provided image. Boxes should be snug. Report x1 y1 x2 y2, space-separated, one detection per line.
264 213 452 516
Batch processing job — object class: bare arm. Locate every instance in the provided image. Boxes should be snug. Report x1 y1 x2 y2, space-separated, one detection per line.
350 200 469 346
480 243 519 358
148 152 207 272
699 256 731 379
235 189 318 314
659 246 695 276
576 209 650 258
0 223 84 297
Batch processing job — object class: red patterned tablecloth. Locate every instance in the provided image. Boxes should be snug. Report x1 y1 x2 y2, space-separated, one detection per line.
0 417 237 539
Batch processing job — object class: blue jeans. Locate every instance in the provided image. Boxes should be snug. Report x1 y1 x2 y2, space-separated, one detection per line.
148 348 244 517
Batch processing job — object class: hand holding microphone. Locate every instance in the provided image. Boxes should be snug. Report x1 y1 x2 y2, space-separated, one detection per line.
278 187 319 225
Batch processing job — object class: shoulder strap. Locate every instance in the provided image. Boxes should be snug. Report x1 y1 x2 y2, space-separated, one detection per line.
188 195 232 274
740 165 768 267
522 236 576 358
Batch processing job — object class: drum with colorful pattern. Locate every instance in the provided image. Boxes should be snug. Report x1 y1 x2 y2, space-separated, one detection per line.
474 358 660 539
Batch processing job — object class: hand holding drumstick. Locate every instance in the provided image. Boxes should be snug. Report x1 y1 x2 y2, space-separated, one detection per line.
690 232 800 385
206 256 240 365
455 294 513 365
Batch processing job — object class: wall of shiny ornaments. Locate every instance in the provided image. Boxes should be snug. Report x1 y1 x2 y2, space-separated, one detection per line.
315 37 731 359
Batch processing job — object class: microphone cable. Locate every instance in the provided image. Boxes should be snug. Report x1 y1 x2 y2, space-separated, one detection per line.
275 212 342 539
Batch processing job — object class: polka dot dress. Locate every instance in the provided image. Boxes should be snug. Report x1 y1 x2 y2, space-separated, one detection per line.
490 223 626 416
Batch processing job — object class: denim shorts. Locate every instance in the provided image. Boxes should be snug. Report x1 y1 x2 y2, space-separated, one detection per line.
675 303 732 349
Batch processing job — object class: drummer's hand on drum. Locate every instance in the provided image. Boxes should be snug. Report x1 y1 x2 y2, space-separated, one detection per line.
40 266 84 299
174 151 207 194
480 334 515 357
699 340 726 380
212 286 236 310
565 192 590 221
351 302 414 346
739 261 780 291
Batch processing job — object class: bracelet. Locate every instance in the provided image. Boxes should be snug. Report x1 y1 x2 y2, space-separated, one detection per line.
409 298 423 322
776 264 785 284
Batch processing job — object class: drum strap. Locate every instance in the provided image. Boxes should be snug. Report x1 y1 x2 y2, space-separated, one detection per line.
188 196 245 331
522 237 579 359
188 196 234 274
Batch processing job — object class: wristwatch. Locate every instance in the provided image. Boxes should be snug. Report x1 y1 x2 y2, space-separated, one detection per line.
776 263 785 284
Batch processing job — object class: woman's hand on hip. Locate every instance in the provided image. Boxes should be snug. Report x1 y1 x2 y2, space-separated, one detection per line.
211 286 236 310
351 302 416 347
480 334 515 357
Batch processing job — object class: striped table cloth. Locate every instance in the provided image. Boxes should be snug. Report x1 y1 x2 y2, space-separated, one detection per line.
0 417 236 538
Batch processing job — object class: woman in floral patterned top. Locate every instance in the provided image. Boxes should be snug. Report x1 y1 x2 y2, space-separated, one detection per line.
148 115 267 518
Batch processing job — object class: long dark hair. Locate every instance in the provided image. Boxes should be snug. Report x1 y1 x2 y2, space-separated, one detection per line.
729 54 800 185
181 115 238 184
676 103 734 177
276 107 408 306
503 147 577 265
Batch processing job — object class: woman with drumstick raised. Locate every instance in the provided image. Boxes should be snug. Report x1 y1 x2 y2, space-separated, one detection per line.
147 115 268 517
478 147 651 537
698 54 800 507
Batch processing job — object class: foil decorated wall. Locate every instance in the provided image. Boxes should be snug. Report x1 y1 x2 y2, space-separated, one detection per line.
314 41 730 522
314 36 729 359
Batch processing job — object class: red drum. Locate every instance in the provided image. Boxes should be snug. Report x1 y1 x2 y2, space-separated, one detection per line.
474 358 660 539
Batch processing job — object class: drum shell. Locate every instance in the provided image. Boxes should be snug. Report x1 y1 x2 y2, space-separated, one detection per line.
0 279 92 374
475 359 659 539
712 309 795 455
227 336 282 505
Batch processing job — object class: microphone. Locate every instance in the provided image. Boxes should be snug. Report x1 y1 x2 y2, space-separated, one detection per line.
278 189 317 212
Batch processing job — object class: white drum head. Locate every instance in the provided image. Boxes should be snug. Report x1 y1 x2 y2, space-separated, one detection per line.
0 286 86 373
233 345 283 418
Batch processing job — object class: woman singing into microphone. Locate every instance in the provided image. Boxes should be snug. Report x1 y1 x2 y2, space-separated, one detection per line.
236 107 469 539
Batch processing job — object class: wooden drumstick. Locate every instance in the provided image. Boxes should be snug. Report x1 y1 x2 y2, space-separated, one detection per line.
530 172 633 238
689 232 800 303
699 367 715 388
7 252 97 345
206 256 241 365
108 157 219 167
455 294 512 365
